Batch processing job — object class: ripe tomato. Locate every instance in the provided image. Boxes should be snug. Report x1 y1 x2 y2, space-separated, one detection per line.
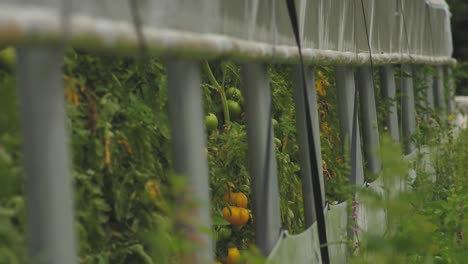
222 206 239 224
238 208 250 225
224 192 248 209
223 192 236 203
226 247 240 264
222 206 249 226
234 193 248 208
205 113 218 131
145 180 160 198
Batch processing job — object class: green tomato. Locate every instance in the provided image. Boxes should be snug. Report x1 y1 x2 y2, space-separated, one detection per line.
205 113 218 131
272 119 279 130
274 137 282 148
0 47 15 70
226 87 242 101
218 227 232 240
227 100 241 119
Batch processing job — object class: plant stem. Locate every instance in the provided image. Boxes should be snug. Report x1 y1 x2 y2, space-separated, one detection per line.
129 244 154 264
203 61 230 125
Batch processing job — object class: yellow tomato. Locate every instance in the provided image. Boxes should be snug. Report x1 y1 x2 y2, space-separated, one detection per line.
238 208 250 225
226 247 240 264
222 206 239 224
224 191 248 209
234 193 248 208
145 181 160 198
223 192 236 203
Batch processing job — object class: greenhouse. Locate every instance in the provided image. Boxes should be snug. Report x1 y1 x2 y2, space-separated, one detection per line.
0 0 467 263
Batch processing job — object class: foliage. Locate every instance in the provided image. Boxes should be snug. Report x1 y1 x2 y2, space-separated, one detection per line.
0 46 463 264
0 46 353 262
353 102 468 263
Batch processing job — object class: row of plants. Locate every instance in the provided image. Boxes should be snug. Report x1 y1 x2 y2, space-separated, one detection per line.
351 64 468 263
0 47 349 263
0 46 465 263
352 111 468 263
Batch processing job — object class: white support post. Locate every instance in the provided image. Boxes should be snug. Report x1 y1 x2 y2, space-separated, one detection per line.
16 47 78 264
400 64 417 154
445 66 455 115
166 59 213 263
357 66 381 174
292 65 325 226
334 66 364 186
379 65 400 142
433 66 446 120
426 69 435 120
241 63 282 256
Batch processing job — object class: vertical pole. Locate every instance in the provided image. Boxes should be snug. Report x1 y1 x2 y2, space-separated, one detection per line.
334 66 364 185
241 63 282 255
400 64 417 154
445 66 455 115
433 66 446 119
292 65 325 227
425 70 435 119
379 65 400 142
166 59 213 263
357 66 381 174
16 47 77 264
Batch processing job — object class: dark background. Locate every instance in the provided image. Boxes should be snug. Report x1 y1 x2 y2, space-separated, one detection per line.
447 0 468 94
447 0 468 61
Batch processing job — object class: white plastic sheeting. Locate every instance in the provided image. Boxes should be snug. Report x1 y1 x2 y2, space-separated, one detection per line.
266 203 348 264
267 146 435 263
0 0 454 65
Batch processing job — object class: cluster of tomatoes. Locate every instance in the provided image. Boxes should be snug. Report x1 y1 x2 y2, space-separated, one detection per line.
205 87 243 132
222 191 250 226
203 86 250 263
214 182 253 264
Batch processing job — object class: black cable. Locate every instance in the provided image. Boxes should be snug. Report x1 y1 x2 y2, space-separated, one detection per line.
360 0 377 88
286 0 330 263
399 0 413 60
128 0 148 61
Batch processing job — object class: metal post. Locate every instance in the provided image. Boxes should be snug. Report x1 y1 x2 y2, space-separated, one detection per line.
425 70 435 119
166 59 213 263
16 47 77 264
292 65 325 226
241 63 282 255
379 65 400 142
445 66 455 114
357 66 381 174
334 66 364 185
433 66 446 119
400 64 417 154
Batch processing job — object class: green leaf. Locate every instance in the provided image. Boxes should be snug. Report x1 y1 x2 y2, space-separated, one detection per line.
212 213 230 226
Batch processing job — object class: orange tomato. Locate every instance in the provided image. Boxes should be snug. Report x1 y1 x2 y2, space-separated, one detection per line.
145 180 160 198
222 207 231 220
226 247 240 264
224 192 248 209
223 192 236 203
238 208 250 225
234 193 248 208
223 206 250 226
222 206 239 224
